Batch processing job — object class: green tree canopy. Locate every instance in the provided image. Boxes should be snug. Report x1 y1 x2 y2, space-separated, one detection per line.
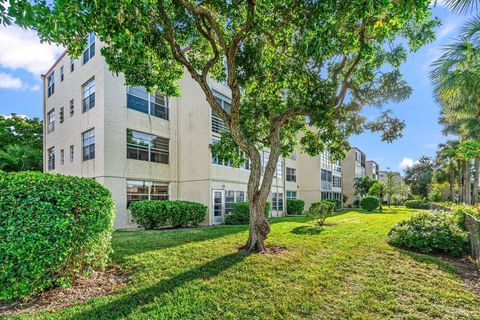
5 0 438 252
0 114 42 151
404 156 435 198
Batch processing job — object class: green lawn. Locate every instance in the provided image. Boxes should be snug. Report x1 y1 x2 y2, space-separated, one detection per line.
9 207 480 320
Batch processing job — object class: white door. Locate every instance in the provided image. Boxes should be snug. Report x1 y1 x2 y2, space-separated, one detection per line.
212 190 225 225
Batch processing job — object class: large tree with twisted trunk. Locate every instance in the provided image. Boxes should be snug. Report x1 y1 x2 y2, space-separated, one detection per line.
5 0 438 252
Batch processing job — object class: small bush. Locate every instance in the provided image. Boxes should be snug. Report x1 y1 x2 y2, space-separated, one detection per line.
324 199 342 210
129 200 207 229
286 199 305 215
225 202 270 225
308 200 336 226
0 171 115 301
388 210 469 257
352 199 360 208
404 200 430 209
360 196 379 211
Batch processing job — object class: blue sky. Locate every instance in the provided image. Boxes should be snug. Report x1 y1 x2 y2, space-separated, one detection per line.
0 4 472 172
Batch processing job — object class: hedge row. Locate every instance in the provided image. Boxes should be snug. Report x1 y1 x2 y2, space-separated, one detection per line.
129 200 207 229
404 200 430 209
225 202 270 225
0 171 115 301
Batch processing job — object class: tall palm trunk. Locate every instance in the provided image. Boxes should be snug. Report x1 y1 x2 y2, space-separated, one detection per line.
458 161 464 203
449 162 455 201
472 158 480 205
464 160 472 205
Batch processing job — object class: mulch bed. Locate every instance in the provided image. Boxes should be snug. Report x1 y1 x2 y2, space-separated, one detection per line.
442 257 480 297
0 267 127 317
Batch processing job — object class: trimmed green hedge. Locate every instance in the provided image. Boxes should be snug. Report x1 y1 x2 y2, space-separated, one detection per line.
360 196 379 211
129 200 207 229
225 202 270 225
404 200 430 209
0 171 115 301
286 199 305 215
388 210 468 257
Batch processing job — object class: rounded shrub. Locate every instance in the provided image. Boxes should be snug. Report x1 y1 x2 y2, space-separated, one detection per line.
225 202 270 225
0 171 115 301
307 200 336 226
286 199 305 215
360 196 379 211
404 200 430 209
388 210 469 257
129 200 207 229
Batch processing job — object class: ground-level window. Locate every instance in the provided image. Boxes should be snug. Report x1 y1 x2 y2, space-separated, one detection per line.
286 191 297 199
82 128 95 161
224 190 246 215
126 180 168 207
47 147 55 170
127 129 169 164
321 191 342 202
271 192 283 211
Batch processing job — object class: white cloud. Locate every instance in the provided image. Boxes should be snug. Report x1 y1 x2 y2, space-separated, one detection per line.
399 157 417 170
0 25 63 76
437 19 460 40
0 72 40 91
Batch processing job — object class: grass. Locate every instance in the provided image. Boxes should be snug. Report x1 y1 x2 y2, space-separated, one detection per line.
7 207 480 320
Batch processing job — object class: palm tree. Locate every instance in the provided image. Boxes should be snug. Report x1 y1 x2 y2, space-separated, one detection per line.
353 176 373 198
441 0 480 14
368 181 386 210
430 17 480 205
0 144 42 172
436 141 460 201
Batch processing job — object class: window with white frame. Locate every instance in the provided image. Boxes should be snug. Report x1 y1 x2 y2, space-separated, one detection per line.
82 78 95 112
59 107 64 123
211 138 250 170
69 99 74 117
271 192 283 211
60 149 64 165
60 65 64 82
70 57 75 72
47 109 55 133
261 151 283 178
333 176 342 188
127 87 169 120
321 169 332 190
127 129 169 164
211 93 230 134
286 167 296 182
224 190 246 215
83 32 95 64
126 180 168 207
69 145 74 162
82 128 95 161
286 191 297 199
47 147 55 170
47 72 55 97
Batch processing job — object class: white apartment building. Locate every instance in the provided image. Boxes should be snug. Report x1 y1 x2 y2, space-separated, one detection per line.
298 151 343 210
366 160 379 180
342 147 367 206
42 34 299 229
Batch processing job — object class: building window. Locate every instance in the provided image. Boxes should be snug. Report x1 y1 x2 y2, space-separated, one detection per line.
286 191 297 199
47 109 55 133
211 93 230 134
271 192 283 211
83 32 95 64
70 57 75 72
224 190 246 215
82 78 95 112
69 99 74 117
47 147 55 170
127 87 169 120
69 145 74 162
59 107 64 123
47 72 55 97
60 149 65 165
333 176 342 188
211 138 250 170
127 129 169 164
286 167 296 182
361 154 366 168
82 128 95 161
261 151 283 178
127 180 168 207
321 169 333 190
60 66 64 82
290 152 297 160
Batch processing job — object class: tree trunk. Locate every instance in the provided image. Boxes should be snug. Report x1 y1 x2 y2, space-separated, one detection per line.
449 162 455 202
472 158 480 205
464 160 472 205
459 161 464 204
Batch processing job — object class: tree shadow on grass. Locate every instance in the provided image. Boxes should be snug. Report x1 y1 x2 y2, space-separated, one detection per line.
67 252 247 320
290 225 324 235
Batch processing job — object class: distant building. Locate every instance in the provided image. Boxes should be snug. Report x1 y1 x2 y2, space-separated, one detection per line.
341 147 366 206
379 171 402 184
365 160 379 180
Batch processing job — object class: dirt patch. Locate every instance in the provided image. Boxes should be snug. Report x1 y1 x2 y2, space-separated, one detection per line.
260 245 289 255
442 257 480 296
0 267 127 317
